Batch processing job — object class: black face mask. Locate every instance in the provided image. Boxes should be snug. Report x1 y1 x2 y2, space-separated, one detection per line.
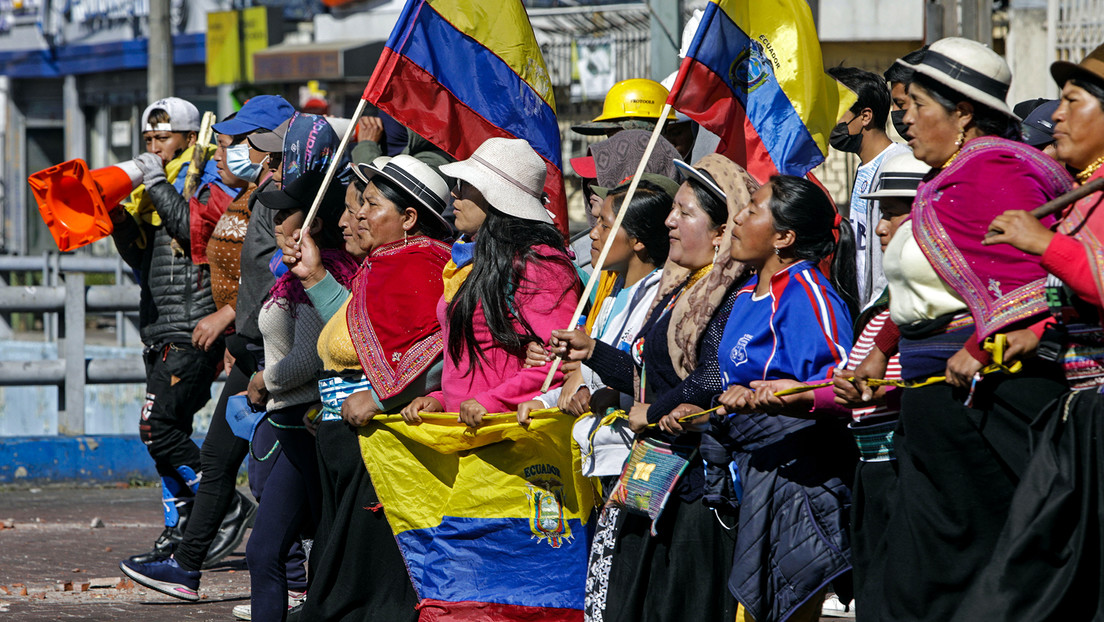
829 121 863 154
891 110 909 138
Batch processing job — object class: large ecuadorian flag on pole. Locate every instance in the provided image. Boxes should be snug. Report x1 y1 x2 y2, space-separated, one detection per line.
359 414 594 621
362 0 569 237
667 0 856 184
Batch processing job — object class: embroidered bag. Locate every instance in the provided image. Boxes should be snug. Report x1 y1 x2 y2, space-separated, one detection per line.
607 436 695 535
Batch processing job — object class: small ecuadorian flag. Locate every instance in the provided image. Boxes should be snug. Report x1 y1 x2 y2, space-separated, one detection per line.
667 0 856 184
359 414 594 621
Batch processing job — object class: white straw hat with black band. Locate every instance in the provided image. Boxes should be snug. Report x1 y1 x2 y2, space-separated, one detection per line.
439 137 553 224
860 151 931 200
672 158 727 202
353 154 451 233
897 37 1018 120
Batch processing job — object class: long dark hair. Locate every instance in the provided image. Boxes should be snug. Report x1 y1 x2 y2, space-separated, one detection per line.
446 209 574 369
910 73 1021 140
608 180 673 265
768 175 859 318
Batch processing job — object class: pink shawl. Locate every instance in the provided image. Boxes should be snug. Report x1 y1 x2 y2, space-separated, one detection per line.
912 136 1074 340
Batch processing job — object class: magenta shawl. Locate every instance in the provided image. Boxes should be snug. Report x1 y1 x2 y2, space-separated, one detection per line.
912 136 1074 340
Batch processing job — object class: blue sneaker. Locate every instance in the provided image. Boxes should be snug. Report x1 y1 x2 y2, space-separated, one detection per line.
119 557 200 601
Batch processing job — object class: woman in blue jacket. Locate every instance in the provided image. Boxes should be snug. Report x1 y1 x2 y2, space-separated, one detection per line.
708 175 859 622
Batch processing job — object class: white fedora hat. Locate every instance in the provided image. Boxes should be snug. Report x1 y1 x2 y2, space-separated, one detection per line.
352 154 451 234
440 137 553 224
898 37 1018 120
860 151 931 200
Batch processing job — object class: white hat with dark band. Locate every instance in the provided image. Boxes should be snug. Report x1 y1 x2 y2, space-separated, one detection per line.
352 154 451 233
897 37 1018 120
860 152 931 200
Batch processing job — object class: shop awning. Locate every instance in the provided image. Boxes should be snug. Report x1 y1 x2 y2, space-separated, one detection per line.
251 39 385 84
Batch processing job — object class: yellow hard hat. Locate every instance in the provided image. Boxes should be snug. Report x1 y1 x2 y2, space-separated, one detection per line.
593 79 677 122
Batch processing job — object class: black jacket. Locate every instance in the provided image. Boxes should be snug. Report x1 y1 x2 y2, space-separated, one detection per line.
112 181 217 347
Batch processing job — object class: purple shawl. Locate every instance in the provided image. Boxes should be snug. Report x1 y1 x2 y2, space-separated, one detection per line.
913 136 1074 340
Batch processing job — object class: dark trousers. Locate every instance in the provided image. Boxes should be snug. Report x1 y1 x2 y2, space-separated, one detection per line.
139 342 221 496
247 404 320 621
174 349 253 572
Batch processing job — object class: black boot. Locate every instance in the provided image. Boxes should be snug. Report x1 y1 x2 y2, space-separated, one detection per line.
129 500 192 564
202 490 257 569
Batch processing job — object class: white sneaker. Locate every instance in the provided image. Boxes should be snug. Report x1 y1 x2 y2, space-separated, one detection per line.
232 591 307 620
821 593 855 618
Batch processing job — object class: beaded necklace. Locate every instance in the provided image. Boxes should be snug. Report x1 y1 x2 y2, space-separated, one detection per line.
1076 154 1104 183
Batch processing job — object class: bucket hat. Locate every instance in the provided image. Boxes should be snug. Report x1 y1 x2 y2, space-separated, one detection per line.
897 37 1016 119
1051 42 1104 90
439 137 553 224
353 154 451 233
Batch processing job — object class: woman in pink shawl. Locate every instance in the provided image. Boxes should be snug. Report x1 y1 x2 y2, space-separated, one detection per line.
947 43 1104 621
848 38 1075 622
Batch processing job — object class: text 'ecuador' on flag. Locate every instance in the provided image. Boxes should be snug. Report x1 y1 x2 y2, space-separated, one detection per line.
358 414 595 621
362 0 569 236
667 0 857 183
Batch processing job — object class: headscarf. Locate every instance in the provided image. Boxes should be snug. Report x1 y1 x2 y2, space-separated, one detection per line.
653 153 759 379
590 130 681 189
282 112 351 186
347 236 451 400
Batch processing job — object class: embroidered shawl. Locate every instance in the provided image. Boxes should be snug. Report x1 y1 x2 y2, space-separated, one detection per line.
650 154 758 379
347 235 451 400
1055 167 1104 306
912 136 1074 340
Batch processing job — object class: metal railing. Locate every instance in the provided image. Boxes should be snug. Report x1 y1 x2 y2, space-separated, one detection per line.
0 271 143 435
0 253 140 345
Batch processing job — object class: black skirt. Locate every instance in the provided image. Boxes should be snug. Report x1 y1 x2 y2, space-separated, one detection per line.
951 388 1104 622
598 495 738 622
298 420 419 622
872 362 1067 622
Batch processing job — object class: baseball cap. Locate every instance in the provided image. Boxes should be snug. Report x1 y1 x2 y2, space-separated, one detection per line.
141 97 200 133
247 118 290 153
1019 99 1059 148
212 95 295 136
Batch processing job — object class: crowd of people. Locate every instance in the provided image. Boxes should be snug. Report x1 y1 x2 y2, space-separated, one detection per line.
99 31 1104 622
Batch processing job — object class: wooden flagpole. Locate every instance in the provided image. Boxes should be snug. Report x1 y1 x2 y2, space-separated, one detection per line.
299 98 369 237
541 103 674 391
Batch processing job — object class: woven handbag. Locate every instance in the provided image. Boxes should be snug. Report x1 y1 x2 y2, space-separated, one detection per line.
607 436 696 535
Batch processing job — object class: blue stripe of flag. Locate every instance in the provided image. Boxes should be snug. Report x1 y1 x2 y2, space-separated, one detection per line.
397 516 587 609
388 2 562 168
686 2 824 176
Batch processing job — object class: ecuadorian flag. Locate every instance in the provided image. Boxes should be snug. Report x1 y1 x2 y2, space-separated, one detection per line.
358 414 595 621
668 0 856 183
362 0 569 236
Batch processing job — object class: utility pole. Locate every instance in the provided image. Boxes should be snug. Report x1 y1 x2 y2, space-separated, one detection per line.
649 0 682 82
148 0 174 101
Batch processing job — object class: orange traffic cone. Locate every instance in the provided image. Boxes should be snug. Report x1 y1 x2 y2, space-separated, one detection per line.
27 159 142 252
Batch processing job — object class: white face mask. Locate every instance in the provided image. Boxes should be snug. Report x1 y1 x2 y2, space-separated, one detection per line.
225 144 263 183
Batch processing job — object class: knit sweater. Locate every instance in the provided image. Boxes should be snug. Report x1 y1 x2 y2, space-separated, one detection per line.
259 298 326 411
207 186 253 310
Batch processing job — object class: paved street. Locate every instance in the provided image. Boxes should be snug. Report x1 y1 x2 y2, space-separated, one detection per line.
0 485 855 621
0 486 251 621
